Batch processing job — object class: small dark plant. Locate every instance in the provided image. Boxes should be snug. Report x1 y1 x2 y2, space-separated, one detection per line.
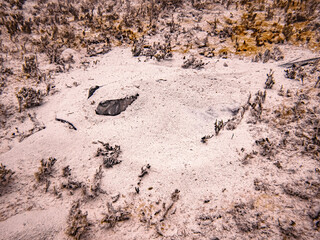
101 203 130 229
96 141 122 168
16 87 42 112
22 55 39 78
265 69 275 89
66 201 89 240
215 119 224 135
0 164 15 189
182 55 205 69
34 157 56 183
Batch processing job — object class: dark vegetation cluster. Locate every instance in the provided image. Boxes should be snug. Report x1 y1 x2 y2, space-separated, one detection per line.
0 163 14 194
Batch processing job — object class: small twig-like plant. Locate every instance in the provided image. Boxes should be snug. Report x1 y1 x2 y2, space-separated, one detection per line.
265 69 275 89
16 87 43 112
182 55 205 69
89 165 105 197
255 138 274 158
297 67 306 84
34 157 57 183
201 134 213 143
215 119 224 136
44 43 62 64
0 103 13 128
101 203 130 229
132 39 172 61
62 166 71 177
66 201 89 240
0 164 15 189
22 55 39 78
96 141 122 168
201 119 224 143
61 179 83 191
285 65 297 79
248 90 266 122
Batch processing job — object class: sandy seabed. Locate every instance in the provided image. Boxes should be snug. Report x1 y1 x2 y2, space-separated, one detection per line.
0 0 320 239
0 46 320 239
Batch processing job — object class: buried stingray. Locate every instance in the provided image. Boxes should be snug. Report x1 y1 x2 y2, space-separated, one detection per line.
96 94 139 116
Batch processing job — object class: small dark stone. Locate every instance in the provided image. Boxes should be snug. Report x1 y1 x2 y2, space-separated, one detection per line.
88 85 100 99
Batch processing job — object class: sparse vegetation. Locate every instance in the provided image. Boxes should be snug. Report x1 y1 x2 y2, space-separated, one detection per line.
22 55 39 78
0 1 320 239
96 141 122 168
255 138 274 158
214 119 224 136
0 103 12 128
101 203 130 229
34 157 56 183
132 38 172 61
0 164 14 190
0 0 318 133
248 90 266 122
285 65 297 79
0 0 318 80
201 134 213 143
265 69 275 89
182 55 205 69
252 47 284 63
62 165 71 177
84 165 106 198
61 179 83 192
16 87 42 112
66 201 89 240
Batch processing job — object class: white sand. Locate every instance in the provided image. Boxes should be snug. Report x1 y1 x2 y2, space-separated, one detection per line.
0 46 319 239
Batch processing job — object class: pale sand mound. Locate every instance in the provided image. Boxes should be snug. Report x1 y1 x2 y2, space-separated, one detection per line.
0 47 320 239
